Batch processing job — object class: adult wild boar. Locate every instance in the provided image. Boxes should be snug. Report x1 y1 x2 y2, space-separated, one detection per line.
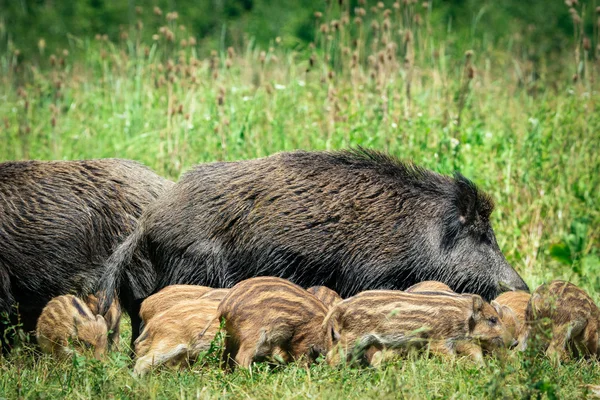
0 159 172 350
98 149 528 343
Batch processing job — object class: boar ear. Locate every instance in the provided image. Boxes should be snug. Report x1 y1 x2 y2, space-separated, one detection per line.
468 296 485 331
442 174 476 248
472 295 485 314
454 173 494 221
490 300 503 319
442 174 495 249
455 174 477 226
330 325 340 342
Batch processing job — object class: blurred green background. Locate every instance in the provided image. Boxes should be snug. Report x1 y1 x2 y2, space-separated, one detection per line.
1 0 595 57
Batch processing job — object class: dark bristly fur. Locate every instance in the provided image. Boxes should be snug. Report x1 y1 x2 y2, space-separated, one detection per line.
518 281 600 362
217 277 337 370
96 149 527 345
0 159 172 351
324 290 512 366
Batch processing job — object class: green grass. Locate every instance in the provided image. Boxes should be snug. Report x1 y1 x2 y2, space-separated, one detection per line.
1 1 599 398
3 322 600 399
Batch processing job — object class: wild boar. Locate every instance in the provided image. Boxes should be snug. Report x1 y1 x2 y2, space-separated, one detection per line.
517 281 600 362
133 290 226 376
307 286 343 309
139 285 214 325
36 295 108 359
324 290 512 366
97 149 528 345
0 158 172 351
217 277 338 369
84 292 122 348
405 281 453 293
491 291 531 341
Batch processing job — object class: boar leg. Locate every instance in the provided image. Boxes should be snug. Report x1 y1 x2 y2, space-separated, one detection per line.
108 329 120 349
582 322 599 359
0 269 16 354
454 341 485 366
353 333 402 366
133 343 189 376
368 348 402 367
368 349 384 367
105 304 122 349
517 325 531 352
234 341 258 369
428 339 457 358
546 321 584 362
129 299 143 354
289 337 321 366
364 344 385 366
270 345 292 364
221 337 239 371
325 342 345 367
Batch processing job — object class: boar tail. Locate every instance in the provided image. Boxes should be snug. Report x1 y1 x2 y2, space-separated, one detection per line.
96 226 148 316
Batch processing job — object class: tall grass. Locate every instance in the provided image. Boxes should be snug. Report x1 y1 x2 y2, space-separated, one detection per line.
0 1 599 398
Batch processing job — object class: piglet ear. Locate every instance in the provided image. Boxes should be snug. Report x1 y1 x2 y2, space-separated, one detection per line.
472 295 485 314
330 325 340 342
490 300 503 319
96 314 106 325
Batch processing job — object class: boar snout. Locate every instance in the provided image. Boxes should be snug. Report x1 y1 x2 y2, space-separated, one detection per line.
498 277 529 294
497 261 529 294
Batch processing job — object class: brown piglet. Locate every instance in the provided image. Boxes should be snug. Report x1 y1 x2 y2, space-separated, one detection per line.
491 291 531 342
218 277 338 370
133 288 230 376
84 292 122 348
325 290 512 366
405 281 453 293
518 280 600 362
36 295 108 360
139 285 214 325
307 286 343 309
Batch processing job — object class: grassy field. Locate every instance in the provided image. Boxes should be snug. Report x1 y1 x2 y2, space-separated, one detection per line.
1 1 599 399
